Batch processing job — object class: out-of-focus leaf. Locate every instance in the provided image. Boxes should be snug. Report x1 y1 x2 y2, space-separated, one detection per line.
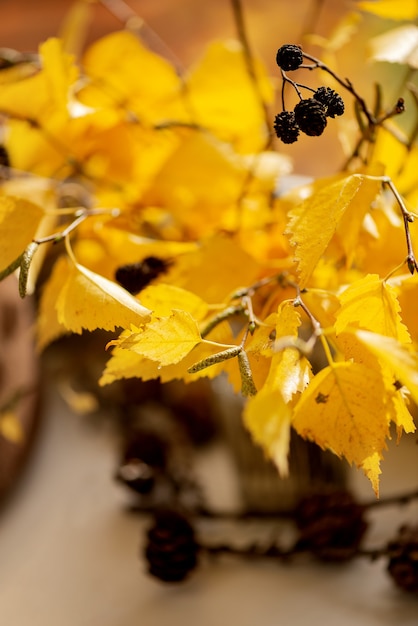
369 25 418 68
357 0 418 20
335 273 410 342
0 196 44 270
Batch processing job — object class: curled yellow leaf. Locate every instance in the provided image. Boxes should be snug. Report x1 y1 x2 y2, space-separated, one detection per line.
57 261 151 334
243 388 292 477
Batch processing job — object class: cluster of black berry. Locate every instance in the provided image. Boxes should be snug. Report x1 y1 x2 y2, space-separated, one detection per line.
274 44 345 144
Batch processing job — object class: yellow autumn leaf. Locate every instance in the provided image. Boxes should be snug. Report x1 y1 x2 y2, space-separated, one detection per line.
80 30 183 123
389 391 416 438
369 25 418 68
186 40 273 151
356 329 418 406
334 166 383 265
292 361 390 494
334 329 415 437
164 233 261 304
265 302 311 402
56 260 151 334
369 128 418 193
243 303 311 476
0 38 77 120
100 322 230 385
334 273 411 342
139 284 208 320
142 133 247 237
117 310 201 366
357 0 418 20
0 196 44 270
286 175 376 288
243 387 293 476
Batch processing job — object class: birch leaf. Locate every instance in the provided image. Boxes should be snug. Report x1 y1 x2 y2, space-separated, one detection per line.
101 322 229 385
356 330 418 406
357 0 418 20
335 329 416 437
243 388 292 476
292 361 390 494
0 196 44 270
117 310 201 366
286 175 365 288
266 302 311 402
369 25 418 68
139 284 208 320
335 274 410 342
186 40 273 151
56 261 151 334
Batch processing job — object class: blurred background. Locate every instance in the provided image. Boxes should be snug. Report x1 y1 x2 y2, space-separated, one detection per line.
0 0 401 176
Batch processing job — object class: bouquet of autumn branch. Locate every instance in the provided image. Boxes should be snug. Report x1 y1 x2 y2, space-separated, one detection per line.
1 0 418 496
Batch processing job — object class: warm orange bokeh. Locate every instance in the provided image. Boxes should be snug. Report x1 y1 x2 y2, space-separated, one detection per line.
0 0 390 176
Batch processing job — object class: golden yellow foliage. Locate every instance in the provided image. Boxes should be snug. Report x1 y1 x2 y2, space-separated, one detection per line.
292 362 390 495
1 0 418 495
115 310 201 366
357 0 418 20
0 196 44 270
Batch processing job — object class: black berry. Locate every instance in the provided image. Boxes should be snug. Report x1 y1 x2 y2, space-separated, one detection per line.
314 86 345 118
387 525 418 593
273 111 300 144
115 256 171 294
294 490 368 561
276 44 303 71
294 98 328 136
144 509 199 582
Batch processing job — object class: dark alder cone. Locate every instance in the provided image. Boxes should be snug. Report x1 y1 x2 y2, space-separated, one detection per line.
294 98 328 136
144 509 199 582
387 525 418 593
314 86 345 118
115 256 170 294
294 490 368 561
273 111 300 144
115 430 168 495
276 44 303 71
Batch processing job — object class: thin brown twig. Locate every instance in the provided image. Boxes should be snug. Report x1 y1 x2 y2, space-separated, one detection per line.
230 0 271 134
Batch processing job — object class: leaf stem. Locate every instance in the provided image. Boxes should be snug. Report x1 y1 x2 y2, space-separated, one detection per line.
383 177 418 274
301 52 376 126
33 208 120 245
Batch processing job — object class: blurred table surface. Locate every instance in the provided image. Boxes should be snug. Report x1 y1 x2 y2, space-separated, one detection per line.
0 383 418 626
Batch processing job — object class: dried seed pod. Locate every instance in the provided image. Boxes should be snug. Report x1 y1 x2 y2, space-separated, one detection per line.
273 111 300 144
294 490 368 561
276 44 303 71
387 525 418 593
294 98 328 136
314 86 345 118
144 509 199 582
